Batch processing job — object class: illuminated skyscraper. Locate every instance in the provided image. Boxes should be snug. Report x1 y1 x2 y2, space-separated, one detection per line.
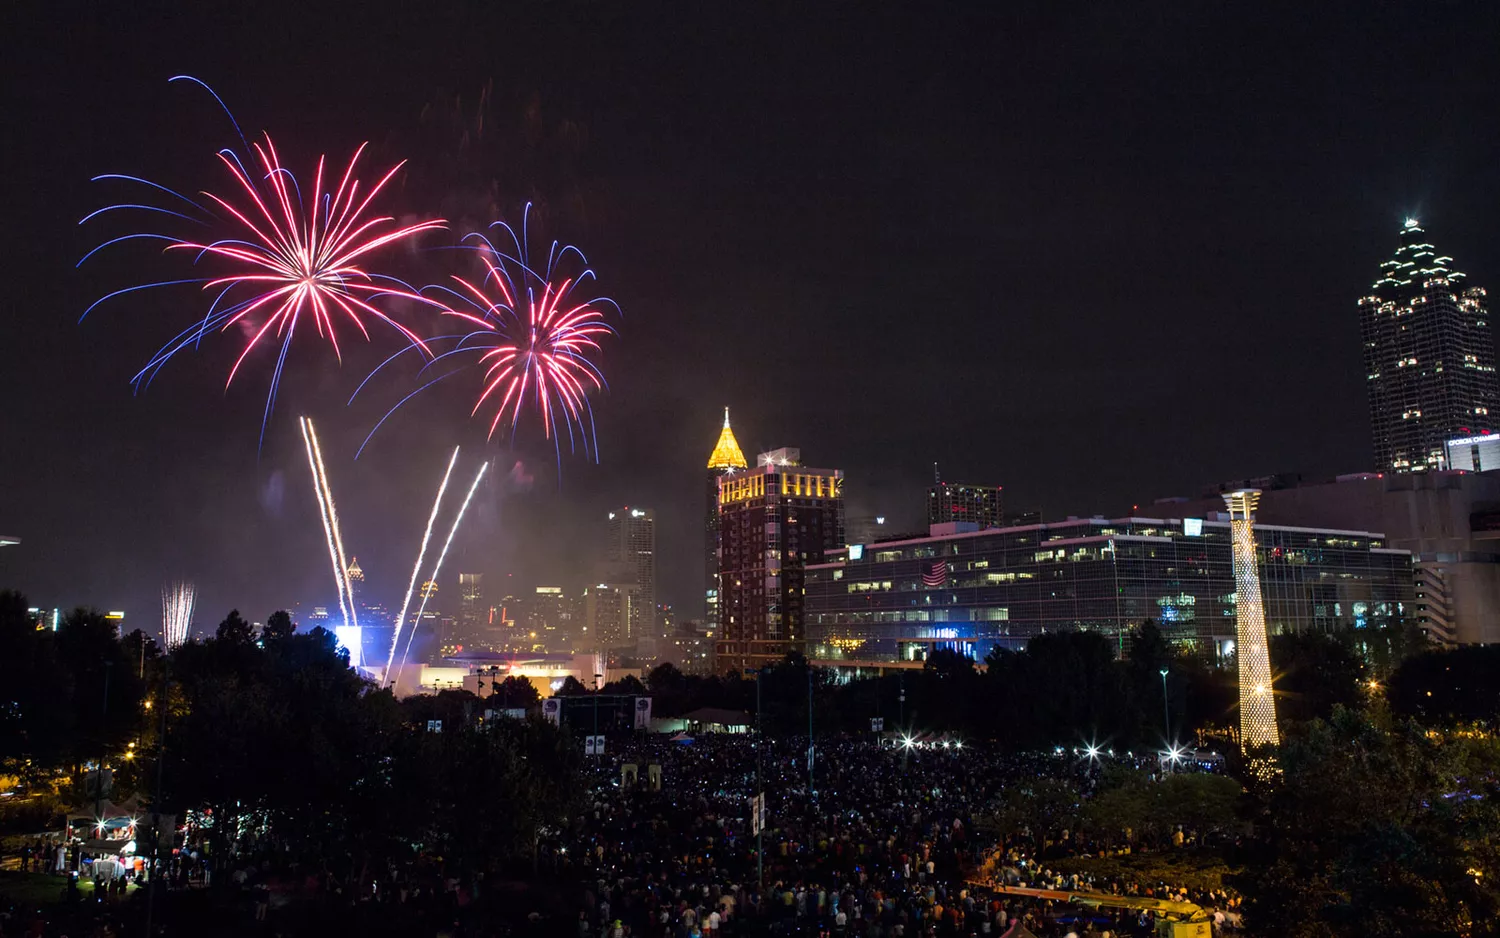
607 507 656 639
927 480 1004 530
705 408 749 627
346 557 366 603
717 447 844 673
1224 489 1279 768
1361 218 1497 473
530 586 567 642
458 573 484 649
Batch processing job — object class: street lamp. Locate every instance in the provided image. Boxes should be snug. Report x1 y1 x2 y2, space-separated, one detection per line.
743 667 765 903
1159 668 1171 743
592 673 603 744
898 671 906 728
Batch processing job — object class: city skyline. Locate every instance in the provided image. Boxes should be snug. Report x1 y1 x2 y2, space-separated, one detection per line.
5 6 1500 629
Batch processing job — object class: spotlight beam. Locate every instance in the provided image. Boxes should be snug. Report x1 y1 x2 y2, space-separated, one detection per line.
393 459 488 689
385 446 460 684
300 417 351 630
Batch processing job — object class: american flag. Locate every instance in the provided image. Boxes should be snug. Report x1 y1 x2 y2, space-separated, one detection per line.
922 559 948 587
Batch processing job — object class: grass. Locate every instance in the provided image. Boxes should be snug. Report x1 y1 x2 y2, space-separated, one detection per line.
1049 849 1239 893
0 870 141 908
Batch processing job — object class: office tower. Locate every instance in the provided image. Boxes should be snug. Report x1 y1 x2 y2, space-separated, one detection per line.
346 557 365 605
716 447 844 673
1446 431 1500 473
1224 489 1279 771
584 580 638 650
1361 218 1498 473
530 586 566 644
927 468 1004 529
806 510 1413 666
706 408 749 627
458 573 484 649
606 507 656 639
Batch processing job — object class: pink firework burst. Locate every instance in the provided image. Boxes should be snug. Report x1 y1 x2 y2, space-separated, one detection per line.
80 76 448 440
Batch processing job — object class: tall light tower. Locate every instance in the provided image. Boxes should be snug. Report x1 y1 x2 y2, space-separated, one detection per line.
1223 489 1279 769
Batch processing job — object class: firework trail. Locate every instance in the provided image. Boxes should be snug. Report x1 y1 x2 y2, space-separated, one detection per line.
355 204 616 466
391 459 489 689
299 417 357 629
385 446 460 680
161 582 196 649
79 76 448 442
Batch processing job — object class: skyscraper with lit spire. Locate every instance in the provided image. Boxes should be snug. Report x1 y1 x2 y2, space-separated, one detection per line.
706 408 749 628
1361 218 1497 472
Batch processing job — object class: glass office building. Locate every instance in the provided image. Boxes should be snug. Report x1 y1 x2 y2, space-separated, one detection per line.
805 516 1415 664
1360 218 1498 474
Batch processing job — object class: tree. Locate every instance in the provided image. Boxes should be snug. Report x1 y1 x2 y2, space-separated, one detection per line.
647 661 685 693
54 608 146 775
1236 706 1500 937
604 674 647 696
496 675 541 710
261 609 295 643
215 609 254 644
1270 631 1364 727
1388 645 1500 727
556 675 589 696
924 647 975 680
981 630 1139 749
0 591 75 780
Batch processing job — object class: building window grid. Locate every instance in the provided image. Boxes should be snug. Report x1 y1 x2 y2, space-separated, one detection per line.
805 520 1414 660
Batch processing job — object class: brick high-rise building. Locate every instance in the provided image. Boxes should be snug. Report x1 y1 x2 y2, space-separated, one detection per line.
1361 218 1498 473
716 447 843 673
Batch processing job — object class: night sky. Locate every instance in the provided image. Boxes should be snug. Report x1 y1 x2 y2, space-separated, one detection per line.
5 4 1500 631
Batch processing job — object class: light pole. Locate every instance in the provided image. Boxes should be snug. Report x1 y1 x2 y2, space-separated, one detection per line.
753 668 764 903
144 661 170 937
1159 668 1171 744
94 661 113 832
898 671 906 728
807 668 814 794
593 673 603 746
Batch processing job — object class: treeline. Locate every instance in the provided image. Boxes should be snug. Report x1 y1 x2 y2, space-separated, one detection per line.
0 591 582 876
647 622 1422 750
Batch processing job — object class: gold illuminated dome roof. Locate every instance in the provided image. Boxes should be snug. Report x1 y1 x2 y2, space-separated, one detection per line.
707 407 749 469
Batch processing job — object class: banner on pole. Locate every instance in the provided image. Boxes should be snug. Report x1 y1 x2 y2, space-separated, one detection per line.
750 792 766 834
870 717 884 732
542 698 561 725
634 696 653 729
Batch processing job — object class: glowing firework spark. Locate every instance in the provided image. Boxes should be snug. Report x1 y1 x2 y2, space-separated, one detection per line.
299 417 357 629
356 204 616 465
392 459 489 688
80 76 448 440
385 446 460 680
162 582 196 649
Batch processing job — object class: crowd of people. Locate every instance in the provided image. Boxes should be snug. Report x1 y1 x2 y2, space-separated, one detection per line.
554 734 1244 938
0 734 1245 936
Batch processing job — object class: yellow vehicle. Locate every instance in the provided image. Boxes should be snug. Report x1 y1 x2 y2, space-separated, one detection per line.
983 884 1213 938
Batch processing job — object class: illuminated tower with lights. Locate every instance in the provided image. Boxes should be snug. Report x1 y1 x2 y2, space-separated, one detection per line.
717 447 844 673
607 508 656 639
1361 218 1497 472
705 408 749 628
1224 489 1279 766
